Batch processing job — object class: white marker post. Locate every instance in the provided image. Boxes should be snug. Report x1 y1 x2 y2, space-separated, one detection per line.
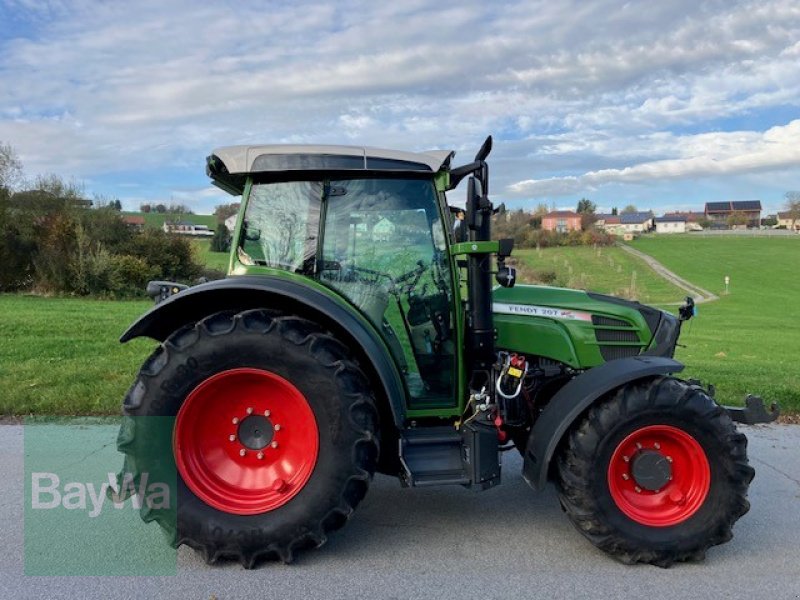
724 275 730 295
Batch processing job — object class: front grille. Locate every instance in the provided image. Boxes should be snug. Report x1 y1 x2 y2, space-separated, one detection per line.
592 314 642 360
599 345 642 360
592 315 629 327
594 329 640 343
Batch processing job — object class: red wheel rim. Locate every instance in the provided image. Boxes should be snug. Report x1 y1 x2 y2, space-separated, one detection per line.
173 368 319 515
607 425 710 527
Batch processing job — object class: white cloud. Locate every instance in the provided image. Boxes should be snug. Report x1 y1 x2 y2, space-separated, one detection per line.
508 120 800 197
0 0 799 211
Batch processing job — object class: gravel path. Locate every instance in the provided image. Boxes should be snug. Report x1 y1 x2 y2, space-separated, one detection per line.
618 243 719 304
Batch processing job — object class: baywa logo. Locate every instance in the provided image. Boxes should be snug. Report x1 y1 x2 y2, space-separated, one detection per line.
31 471 171 518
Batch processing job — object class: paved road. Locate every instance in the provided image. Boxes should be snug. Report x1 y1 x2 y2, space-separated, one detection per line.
618 243 719 304
2 423 799 599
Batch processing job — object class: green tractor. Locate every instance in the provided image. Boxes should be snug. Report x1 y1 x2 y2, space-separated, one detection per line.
117 137 777 568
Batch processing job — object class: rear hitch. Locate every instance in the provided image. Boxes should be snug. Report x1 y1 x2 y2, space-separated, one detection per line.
724 395 780 425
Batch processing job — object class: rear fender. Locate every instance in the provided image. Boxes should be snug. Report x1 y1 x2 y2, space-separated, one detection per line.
522 356 684 491
121 276 407 428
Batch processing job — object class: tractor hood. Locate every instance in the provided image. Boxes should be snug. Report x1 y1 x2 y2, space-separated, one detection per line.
492 285 674 368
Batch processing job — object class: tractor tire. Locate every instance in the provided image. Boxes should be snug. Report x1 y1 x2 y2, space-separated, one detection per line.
116 309 380 567
555 376 753 567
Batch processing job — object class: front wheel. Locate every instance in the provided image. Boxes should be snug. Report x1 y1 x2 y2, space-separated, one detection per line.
555 376 754 567
117 309 379 567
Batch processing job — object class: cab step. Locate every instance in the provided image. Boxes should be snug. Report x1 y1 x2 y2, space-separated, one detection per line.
399 423 501 489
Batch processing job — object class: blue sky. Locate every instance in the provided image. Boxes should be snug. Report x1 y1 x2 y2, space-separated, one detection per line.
1 0 799 215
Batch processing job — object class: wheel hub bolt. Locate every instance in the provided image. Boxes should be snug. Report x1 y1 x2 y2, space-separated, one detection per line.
274 424 282 431
264 410 271 417
246 407 253 415
654 442 661 450
232 417 239 425
623 455 630 462
272 478 287 493
229 434 236 442
670 490 685 505
666 456 673 463
239 449 246 457
257 452 264 460
634 486 642 493
271 441 279 449
622 474 630 480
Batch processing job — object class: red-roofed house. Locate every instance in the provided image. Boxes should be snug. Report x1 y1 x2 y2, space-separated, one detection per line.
122 215 146 229
542 211 581 232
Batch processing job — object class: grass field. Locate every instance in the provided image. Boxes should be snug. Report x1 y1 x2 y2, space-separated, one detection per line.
1 235 797 415
514 245 686 304
0 296 152 415
191 239 230 272
629 235 800 411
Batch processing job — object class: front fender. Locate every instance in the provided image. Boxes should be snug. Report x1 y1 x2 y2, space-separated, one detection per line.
121 276 407 427
522 356 684 491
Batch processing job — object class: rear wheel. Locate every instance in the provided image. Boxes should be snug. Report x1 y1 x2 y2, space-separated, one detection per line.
117 309 379 567
555 376 753 567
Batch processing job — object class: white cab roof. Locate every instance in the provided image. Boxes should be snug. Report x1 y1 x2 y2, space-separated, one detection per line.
211 144 454 174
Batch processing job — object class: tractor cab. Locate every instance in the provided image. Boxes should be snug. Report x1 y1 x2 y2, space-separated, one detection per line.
232 173 459 408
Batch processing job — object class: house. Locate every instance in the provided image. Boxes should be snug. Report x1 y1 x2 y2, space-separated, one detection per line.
704 201 761 228
542 211 581 232
224 214 237 233
163 220 214 237
594 214 621 234
121 215 145 229
618 211 654 233
663 211 705 231
654 215 687 234
777 211 800 230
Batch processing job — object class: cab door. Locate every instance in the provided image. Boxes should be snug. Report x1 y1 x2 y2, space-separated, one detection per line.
317 177 457 409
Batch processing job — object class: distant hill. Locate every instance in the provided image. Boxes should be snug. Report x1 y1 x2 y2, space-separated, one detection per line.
121 211 217 230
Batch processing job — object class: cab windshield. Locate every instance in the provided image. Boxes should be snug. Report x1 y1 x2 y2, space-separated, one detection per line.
239 177 456 407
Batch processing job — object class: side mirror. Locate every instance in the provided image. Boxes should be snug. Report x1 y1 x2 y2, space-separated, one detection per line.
474 136 493 162
466 176 483 230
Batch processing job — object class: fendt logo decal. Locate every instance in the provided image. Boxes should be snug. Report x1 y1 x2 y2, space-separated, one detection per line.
493 302 593 322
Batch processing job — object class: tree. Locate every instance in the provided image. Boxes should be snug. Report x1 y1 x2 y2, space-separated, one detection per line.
576 198 597 231
214 202 240 223
210 223 231 253
167 202 193 215
576 198 596 214
140 203 152 213
0 142 23 190
761 215 778 227
621 205 638 214
154 204 167 213
784 191 800 230
726 210 748 228
611 207 618 216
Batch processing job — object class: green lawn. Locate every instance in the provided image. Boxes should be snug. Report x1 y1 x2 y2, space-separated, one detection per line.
0 296 153 415
1 235 797 415
514 245 686 304
190 239 230 272
629 235 800 411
